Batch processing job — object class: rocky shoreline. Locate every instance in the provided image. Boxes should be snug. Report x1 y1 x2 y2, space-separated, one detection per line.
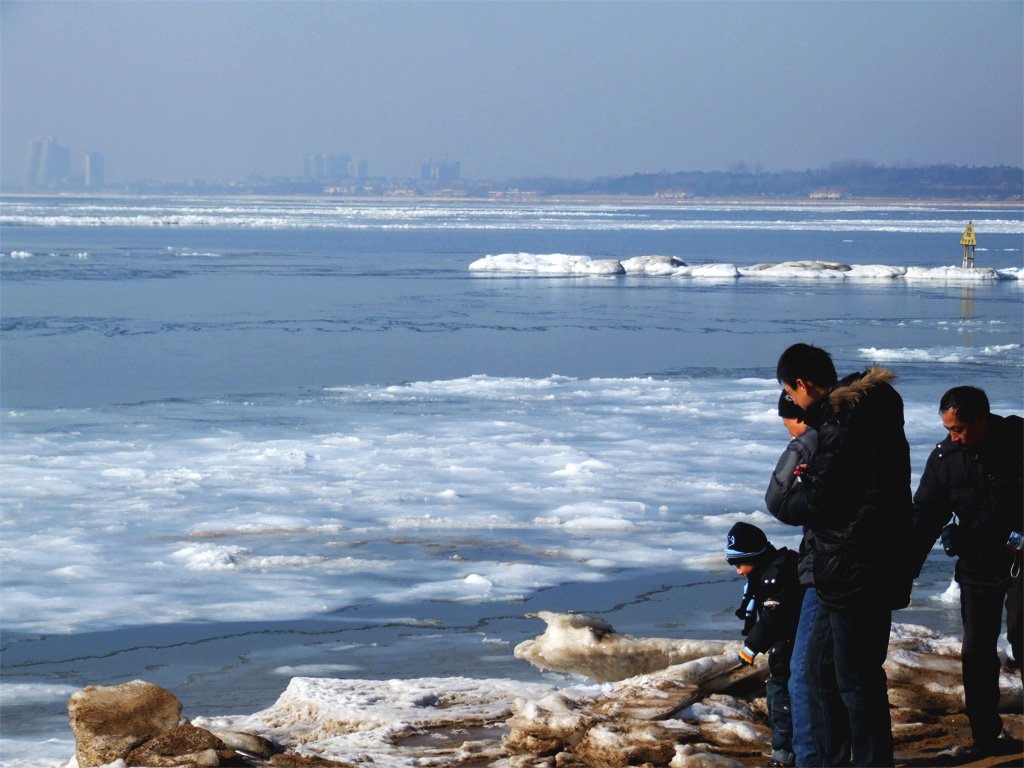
64 613 1023 768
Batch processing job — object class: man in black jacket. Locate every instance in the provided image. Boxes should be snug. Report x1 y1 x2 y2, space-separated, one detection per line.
911 386 1023 757
773 343 913 767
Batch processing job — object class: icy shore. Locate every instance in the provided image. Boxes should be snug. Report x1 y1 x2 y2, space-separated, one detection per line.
181 613 1023 768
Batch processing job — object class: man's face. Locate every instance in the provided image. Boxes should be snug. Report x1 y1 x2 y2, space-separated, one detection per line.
783 379 818 410
941 409 989 451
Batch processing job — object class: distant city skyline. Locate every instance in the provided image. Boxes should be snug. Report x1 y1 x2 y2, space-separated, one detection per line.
18 132 1022 197
2 2 1021 188
16 134 392 189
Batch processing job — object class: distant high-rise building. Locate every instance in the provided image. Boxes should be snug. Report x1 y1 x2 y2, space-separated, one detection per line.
27 136 72 188
421 158 460 184
27 141 42 188
324 153 350 179
303 153 322 179
85 152 105 189
41 136 71 186
348 158 368 179
304 152 351 180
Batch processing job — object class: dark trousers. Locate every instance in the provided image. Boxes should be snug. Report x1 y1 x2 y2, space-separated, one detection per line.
959 572 1024 748
767 641 795 759
806 603 893 767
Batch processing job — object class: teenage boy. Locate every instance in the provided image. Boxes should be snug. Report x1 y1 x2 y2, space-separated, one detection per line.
772 343 913 767
765 391 820 767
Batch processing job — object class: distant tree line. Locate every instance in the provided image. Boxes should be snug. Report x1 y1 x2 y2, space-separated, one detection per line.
505 163 1023 200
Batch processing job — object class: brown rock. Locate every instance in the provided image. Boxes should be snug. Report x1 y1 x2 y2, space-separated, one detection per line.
67 680 185 767
125 723 224 766
570 720 677 766
506 732 564 757
268 754 360 767
208 729 281 758
591 679 702 721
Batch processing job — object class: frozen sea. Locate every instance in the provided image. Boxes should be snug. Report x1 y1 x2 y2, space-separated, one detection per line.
1 196 1022 765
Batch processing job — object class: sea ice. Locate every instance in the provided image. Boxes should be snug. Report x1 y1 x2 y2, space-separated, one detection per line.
467 253 1023 281
181 613 1024 768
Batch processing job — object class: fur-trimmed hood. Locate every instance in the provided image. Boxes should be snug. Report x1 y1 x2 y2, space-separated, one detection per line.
828 367 896 411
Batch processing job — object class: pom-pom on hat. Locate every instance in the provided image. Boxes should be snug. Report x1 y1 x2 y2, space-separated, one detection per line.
725 522 771 565
778 391 805 420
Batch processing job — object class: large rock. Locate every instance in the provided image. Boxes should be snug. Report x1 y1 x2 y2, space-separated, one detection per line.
68 680 186 767
124 723 224 767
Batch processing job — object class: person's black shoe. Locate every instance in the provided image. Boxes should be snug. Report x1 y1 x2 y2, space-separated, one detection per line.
969 739 1000 758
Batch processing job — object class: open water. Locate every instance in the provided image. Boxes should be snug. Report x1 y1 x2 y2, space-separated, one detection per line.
1 196 1021 765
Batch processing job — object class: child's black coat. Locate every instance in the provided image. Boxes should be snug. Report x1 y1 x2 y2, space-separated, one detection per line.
736 545 802 655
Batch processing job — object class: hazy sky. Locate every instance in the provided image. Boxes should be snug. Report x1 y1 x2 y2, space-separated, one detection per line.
2 1 1022 185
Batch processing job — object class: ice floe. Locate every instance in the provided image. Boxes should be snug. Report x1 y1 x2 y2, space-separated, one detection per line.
469 253 1023 280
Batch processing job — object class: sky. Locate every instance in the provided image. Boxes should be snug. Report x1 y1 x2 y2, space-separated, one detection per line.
1 1 1022 186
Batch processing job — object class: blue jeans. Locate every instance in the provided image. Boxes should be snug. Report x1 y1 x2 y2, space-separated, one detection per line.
806 603 893 767
789 587 820 766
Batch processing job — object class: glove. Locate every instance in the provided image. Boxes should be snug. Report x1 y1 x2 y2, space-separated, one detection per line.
738 646 756 666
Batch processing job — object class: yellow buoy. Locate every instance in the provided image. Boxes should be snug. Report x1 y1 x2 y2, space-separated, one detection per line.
959 221 976 268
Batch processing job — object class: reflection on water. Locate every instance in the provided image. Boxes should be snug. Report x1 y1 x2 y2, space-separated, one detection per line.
960 285 976 348
961 285 976 320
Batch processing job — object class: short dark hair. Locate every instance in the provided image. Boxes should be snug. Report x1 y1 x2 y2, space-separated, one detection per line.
776 344 838 389
939 386 990 422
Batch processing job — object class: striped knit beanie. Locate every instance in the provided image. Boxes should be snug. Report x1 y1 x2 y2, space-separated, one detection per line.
725 522 771 566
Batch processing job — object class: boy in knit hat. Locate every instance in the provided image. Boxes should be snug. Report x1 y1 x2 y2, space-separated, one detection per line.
726 521 802 768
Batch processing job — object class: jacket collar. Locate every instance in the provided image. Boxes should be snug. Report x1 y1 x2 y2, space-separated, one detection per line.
746 545 780 580
802 367 895 429
827 367 895 411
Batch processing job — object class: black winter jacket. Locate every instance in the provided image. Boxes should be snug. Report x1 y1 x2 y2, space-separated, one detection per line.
735 545 802 656
911 413 1023 587
774 368 914 612
765 428 818 586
